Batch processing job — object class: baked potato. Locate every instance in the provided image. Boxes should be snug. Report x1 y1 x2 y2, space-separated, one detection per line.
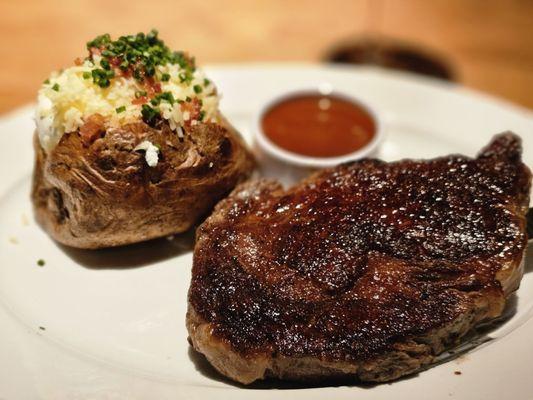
31 30 254 249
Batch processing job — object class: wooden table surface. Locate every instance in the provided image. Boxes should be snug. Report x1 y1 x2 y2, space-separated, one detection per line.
1 0 532 114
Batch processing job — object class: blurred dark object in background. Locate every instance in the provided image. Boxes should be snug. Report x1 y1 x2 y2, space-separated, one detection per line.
326 37 455 81
1 0 532 112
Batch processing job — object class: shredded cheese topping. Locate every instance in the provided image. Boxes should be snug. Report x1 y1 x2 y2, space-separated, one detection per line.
35 60 219 153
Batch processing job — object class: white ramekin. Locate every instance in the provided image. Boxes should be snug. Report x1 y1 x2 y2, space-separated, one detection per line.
252 85 385 169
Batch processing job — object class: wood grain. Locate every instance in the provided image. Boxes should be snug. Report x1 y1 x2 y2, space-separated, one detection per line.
0 0 531 113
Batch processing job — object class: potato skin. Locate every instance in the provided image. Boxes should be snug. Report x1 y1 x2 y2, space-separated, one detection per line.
31 117 254 249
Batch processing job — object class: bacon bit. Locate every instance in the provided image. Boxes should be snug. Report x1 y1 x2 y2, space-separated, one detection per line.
181 98 202 128
79 114 106 146
132 96 148 105
152 82 162 93
129 78 160 106
107 57 128 78
74 57 84 66
145 77 162 97
109 57 121 67
116 67 131 79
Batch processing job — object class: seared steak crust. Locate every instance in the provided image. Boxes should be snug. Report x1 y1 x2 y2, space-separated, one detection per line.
187 133 531 384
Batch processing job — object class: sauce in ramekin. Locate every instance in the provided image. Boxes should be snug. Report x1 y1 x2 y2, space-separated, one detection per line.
261 94 376 158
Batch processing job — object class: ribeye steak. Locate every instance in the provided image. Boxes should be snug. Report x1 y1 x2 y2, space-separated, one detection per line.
187 133 531 384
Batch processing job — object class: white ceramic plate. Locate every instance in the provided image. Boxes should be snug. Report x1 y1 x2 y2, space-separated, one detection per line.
0 64 532 400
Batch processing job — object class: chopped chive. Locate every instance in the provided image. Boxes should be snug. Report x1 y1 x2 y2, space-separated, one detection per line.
203 78 210 86
178 71 193 84
43 79 50 84
116 106 126 113
101 49 116 57
37 259 45 267
51 83 60 91
141 104 160 127
100 59 111 70
133 68 143 81
193 84 202 94
82 71 91 79
153 91 175 105
145 64 155 76
91 69 111 88
135 90 147 98
83 30 197 89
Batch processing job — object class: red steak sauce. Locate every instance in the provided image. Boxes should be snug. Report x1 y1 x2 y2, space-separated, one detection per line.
261 94 376 158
